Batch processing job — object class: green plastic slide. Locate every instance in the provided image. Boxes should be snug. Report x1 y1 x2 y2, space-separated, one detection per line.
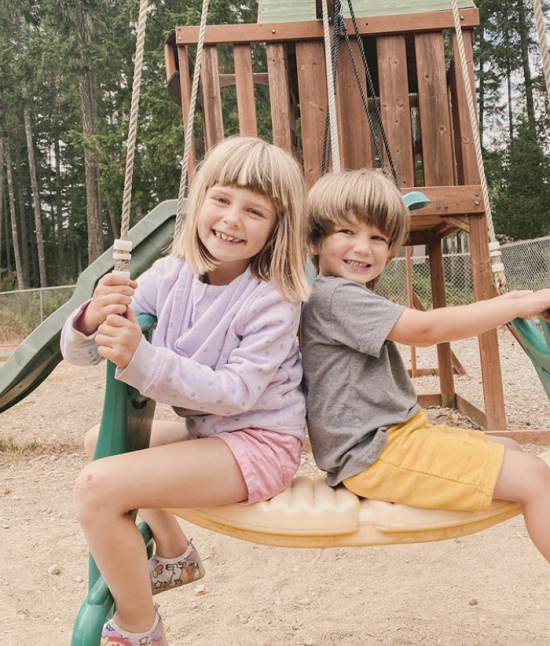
510 317 550 401
0 200 177 413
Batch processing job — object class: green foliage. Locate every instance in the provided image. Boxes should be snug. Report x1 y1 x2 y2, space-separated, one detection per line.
2 0 550 290
493 120 550 240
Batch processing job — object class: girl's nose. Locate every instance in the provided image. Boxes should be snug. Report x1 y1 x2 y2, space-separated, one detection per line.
223 208 240 227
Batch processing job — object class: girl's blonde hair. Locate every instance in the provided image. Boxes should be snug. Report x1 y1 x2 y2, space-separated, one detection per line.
306 169 411 272
172 136 310 302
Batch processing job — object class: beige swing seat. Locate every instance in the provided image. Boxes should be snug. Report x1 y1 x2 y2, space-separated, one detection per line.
168 449 550 548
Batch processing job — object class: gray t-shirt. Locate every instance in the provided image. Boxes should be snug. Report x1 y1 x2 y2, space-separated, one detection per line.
301 276 420 486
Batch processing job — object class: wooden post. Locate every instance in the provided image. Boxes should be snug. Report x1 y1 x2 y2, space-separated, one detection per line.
428 234 456 407
469 215 507 430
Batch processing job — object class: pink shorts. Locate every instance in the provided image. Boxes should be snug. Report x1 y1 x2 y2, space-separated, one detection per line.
216 428 302 505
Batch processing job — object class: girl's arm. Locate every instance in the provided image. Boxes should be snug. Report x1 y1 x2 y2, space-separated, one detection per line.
115 293 301 415
388 289 550 347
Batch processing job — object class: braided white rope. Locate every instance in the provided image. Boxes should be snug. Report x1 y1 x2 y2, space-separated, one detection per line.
532 0 550 107
321 0 341 172
120 0 149 242
451 0 506 290
175 0 211 242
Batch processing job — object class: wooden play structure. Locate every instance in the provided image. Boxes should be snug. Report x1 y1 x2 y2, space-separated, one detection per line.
163 0 509 432
62 1 550 643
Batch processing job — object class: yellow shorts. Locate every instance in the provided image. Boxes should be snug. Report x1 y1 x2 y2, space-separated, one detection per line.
342 410 505 512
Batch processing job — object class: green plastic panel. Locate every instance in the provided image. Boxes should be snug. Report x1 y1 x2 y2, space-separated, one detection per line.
510 317 550 402
259 0 475 24
0 200 179 413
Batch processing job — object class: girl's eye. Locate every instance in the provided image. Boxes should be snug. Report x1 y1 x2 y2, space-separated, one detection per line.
248 208 264 217
214 196 229 204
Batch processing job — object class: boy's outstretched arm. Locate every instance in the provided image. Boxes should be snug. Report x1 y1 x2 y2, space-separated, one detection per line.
388 289 550 347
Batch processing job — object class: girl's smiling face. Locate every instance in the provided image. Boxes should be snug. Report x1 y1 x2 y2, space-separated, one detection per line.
197 184 277 285
313 218 391 286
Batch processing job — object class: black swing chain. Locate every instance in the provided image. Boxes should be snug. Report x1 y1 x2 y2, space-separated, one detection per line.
344 0 399 186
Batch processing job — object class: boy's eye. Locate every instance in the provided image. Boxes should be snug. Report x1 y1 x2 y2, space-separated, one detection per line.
338 229 354 235
372 235 388 243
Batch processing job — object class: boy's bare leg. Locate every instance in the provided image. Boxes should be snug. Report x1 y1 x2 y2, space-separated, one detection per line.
486 435 523 451
493 448 550 563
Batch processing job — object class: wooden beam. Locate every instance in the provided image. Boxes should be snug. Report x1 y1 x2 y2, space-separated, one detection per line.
378 35 415 188
266 43 293 153
233 44 258 137
412 292 467 376
175 9 480 46
219 73 269 88
417 393 444 408
485 429 550 446
438 215 470 233
177 46 196 178
469 215 507 430
403 185 484 217
428 233 456 407
296 41 327 186
455 394 487 429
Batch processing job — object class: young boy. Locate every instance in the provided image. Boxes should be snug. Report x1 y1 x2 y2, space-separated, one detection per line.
301 168 550 564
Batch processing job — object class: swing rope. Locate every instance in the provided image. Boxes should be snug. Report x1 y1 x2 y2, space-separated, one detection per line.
532 0 550 110
119 0 149 243
113 0 210 273
175 0 211 242
321 0 341 172
450 0 506 290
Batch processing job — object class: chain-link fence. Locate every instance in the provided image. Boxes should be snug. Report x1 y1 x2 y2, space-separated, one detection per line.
0 285 76 345
378 235 550 307
0 236 549 347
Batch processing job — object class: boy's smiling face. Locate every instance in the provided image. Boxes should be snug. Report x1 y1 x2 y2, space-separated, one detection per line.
312 218 392 286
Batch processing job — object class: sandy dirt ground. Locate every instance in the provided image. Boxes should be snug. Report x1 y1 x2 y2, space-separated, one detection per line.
2 329 550 646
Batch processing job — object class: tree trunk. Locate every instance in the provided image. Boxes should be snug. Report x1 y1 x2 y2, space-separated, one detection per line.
14 14 48 287
54 137 65 277
73 6 104 263
0 137 4 270
517 0 536 124
4 141 25 290
13 145 30 286
507 58 513 140
3 187 12 273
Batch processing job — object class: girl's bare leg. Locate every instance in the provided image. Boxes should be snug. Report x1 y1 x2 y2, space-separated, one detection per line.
492 448 550 563
74 437 247 632
84 421 192 557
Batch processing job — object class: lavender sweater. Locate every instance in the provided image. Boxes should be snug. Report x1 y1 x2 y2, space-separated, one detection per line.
61 257 306 440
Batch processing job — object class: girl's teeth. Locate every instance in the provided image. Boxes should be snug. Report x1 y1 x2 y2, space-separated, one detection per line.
216 231 240 242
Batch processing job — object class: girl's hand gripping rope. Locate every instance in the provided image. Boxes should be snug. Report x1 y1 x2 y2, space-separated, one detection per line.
96 306 142 369
75 239 137 336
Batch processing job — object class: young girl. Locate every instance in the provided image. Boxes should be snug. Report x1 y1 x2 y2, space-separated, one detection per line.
61 136 310 646
301 168 550 566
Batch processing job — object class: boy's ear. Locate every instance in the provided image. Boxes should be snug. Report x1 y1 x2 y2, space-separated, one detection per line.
309 239 321 256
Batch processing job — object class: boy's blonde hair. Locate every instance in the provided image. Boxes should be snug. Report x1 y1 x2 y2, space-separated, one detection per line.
306 169 411 271
172 136 310 302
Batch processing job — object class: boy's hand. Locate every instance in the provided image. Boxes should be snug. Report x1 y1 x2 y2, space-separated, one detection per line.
77 273 138 336
513 289 550 323
96 307 142 369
